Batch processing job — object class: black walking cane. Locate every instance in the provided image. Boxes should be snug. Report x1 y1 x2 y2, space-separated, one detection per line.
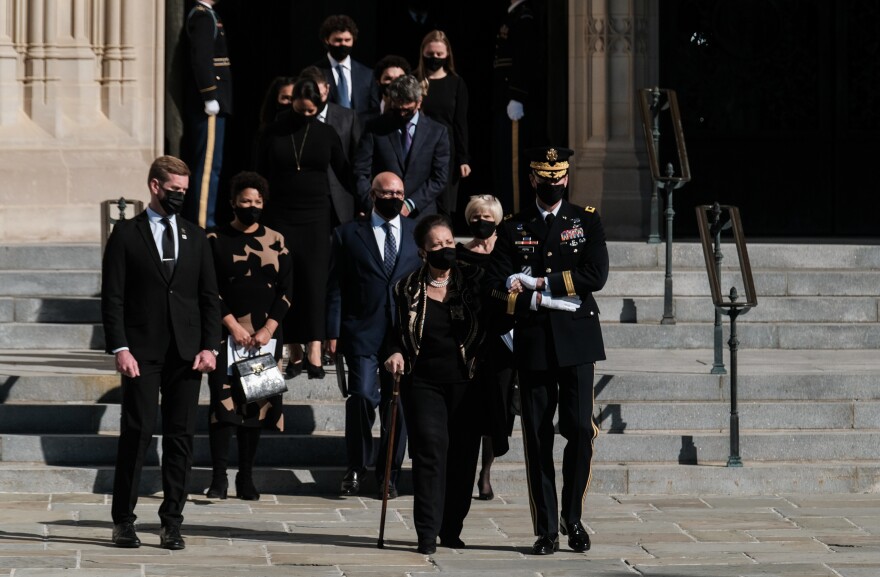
377 371 401 549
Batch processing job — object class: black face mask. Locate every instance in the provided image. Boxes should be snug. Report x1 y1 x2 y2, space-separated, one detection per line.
328 44 351 62
390 108 416 128
234 206 262 227
425 247 456 270
159 189 185 216
424 56 447 72
374 197 404 219
535 182 566 206
468 219 496 240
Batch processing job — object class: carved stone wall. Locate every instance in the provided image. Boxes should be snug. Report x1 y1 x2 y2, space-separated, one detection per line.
568 0 659 239
0 0 163 242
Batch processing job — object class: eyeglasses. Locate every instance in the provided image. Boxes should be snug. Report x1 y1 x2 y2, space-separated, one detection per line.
371 188 405 199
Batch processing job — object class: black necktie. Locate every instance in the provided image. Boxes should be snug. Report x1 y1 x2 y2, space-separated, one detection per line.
545 213 555 228
161 217 175 275
383 222 397 276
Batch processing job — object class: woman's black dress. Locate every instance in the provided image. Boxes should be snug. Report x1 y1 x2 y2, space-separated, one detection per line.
257 110 350 344
456 242 513 455
421 74 469 215
207 223 292 429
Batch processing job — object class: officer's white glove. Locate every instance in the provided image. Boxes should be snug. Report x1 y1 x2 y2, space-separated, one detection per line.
539 292 581 312
507 99 524 121
204 99 220 116
506 272 538 291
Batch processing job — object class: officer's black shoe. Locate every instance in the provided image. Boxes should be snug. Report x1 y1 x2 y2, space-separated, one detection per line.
530 534 559 555
376 483 398 500
559 517 591 552
112 522 140 548
159 525 185 550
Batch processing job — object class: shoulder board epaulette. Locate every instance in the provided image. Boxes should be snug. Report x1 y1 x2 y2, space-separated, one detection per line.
503 214 513 221
585 206 596 213
194 4 207 10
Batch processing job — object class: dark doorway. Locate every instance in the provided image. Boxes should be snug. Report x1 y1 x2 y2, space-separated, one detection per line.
660 0 880 238
186 0 565 229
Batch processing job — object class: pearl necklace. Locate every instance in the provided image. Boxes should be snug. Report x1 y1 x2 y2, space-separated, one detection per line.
428 274 451 288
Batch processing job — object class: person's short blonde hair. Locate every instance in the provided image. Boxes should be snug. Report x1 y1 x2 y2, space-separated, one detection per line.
464 194 503 224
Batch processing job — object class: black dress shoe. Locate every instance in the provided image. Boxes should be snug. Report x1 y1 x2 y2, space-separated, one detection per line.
439 535 465 549
112 522 140 548
417 539 437 554
376 483 398 500
285 360 302 379
340 468 364 495
559 517 591 552
235 472 260 501
159 525 185 550
304 359 325 379
206 476 228 499
531 534 559 555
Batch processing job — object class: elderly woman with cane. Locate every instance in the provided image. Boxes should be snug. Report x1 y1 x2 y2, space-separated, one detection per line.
383 214 487 554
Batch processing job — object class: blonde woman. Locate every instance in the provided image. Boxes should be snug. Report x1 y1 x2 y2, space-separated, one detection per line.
455 194 514 500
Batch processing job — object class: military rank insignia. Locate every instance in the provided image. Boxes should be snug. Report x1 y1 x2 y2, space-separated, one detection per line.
560 227 584 242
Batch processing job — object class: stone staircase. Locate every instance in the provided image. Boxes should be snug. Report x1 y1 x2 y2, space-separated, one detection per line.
1 241 879 495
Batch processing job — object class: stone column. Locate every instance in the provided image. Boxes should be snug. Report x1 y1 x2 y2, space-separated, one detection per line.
0 0 24 125
1 0 162 242
568 0 659 239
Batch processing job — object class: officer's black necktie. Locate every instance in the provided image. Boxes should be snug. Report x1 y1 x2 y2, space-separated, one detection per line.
161 217 175 275
383 221 397 276
545 212 555 228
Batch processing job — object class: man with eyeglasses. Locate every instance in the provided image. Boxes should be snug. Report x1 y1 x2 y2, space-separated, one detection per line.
102 156 221 550
353 74 449 221
326 172 422 498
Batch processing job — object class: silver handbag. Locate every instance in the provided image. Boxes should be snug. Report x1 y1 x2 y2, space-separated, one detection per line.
232 352 287 404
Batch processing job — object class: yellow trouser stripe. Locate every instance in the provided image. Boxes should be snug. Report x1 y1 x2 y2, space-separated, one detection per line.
519 397 539 534
198 114 216 228
563 270 576 296
580 364 599 513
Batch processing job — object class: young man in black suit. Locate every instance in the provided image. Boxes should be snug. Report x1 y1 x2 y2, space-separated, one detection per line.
489 147 608 556
325 172 422 498
313 14 379 117
102 155 222 550
353 74 450 221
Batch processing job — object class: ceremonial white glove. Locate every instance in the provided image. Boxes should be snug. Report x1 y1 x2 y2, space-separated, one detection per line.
506 272 538 290
204 99 220 116
507 99 524 121
539 292 581 312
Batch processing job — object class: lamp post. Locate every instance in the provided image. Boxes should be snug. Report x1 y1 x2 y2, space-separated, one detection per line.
709 202 729 374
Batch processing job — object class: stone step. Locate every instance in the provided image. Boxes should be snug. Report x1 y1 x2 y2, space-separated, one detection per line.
2 294 876 326
0 244 101 271
0 323 104 349
5 369 879 404
3 320 880 350
3 398 872 435
0 460 876 495
607 241 880 270
0 457 880 492
1 242 876 273
601 322 880 349
0 297 102 323
0 271 100 297
603 269 880 297
597 295 880 323
3 430 878 466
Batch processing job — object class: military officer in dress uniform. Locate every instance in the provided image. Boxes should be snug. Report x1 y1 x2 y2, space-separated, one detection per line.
488 146 608 556
183 0 233 229
491 0 548 214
